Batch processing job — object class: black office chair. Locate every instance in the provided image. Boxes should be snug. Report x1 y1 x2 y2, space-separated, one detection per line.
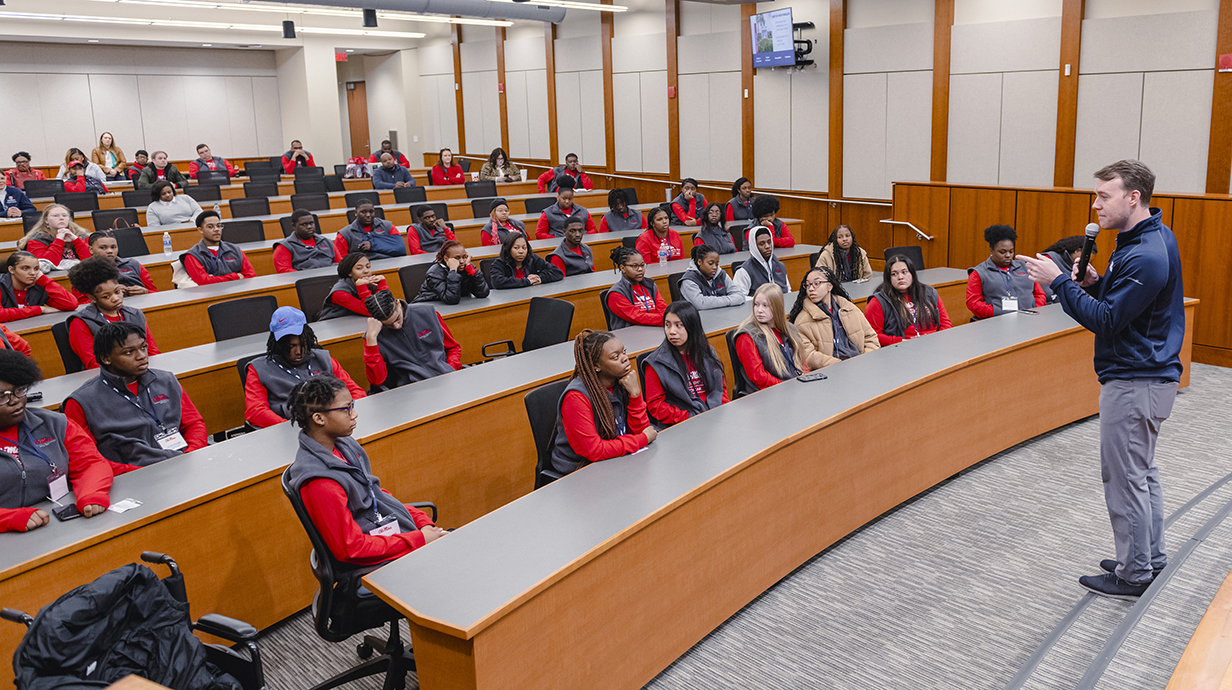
411 202 448 222
121 189 149 208
808 251 821 268
54 192 99 213
222 219 265 245
482 297 575 359
295 178 328 195
524 196 556 215
21 212 40 233
884 245 925 271
294 166 325 178
667 271 684 302
333 164 348 177
464 180 496 199
246 168 282 183
398 264 431 301
198 170 231 186
91 208 139 233
244 160 273 172
229 197 270 218
459 159 472 173
185 184 222 203
345 191 381 208
392 187 426 204
268 156 282 168
125 167 143 183
618 187 639 205
620 237 638 250
112 227 150 257
725 329 756 399
243 181 279 199
634 351 664 428
279 213 320 238
323 175 346 193
296 275 338 322
280 470 428 690
599 288 617 330
292 193 331 213
207 296 279 341
730 227 746 251
524 378 569 488
2 552 264 690
50 320 84 375
470 198 495 219
345 207 385 224
23 179 63 198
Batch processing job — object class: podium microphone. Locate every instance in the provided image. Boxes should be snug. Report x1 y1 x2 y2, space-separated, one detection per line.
1075 223 1100 282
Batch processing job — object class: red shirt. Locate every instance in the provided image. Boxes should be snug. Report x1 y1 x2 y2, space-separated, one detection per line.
362 312 462 386
182 246 257 285
25 236 91 265
965 268 1047 319
300 478 436 565
244 357 367 428
559 387 650 463
429 164 465 185
634 229 684 266
863 292 953 346
5 168 46 190
536 168 594 193
0 326 31 357
671 197 704 224
0 275 79 322
606 282 667 327
188 158 238 178
643 354 729 425
68 315 161 369
0 419 114 533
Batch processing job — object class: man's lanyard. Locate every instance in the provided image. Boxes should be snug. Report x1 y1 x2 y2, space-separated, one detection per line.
106 379 167 433
17 423 57 477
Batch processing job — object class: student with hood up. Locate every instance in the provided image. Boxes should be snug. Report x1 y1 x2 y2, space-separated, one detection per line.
731 225 789 296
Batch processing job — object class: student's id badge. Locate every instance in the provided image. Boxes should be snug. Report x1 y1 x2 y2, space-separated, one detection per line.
1001 297 1019 312
156 430 188 451
48 470 68 503
370 514 399 537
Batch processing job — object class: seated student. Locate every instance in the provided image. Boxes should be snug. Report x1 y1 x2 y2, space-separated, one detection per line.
550 329 656 475
670 178 707 226
734 283 807 390
317 253 389 321
368 140 411 168
144 181 203 227
966 224 1046 320
62 159 108 195
245 307 366 428
66 258 161 370
643 301 728 427
0 350 113 534
0 324 32 357
605 246 666 329
19 204 91 267
694 202 736 254
751 195 795 248
732 226 789 296
865 255 952 346
182 211 257 285
815 224 873 282
428 148 465 186
726 177 755 223
489 233 563 290
187 143 238 179
281 140 316 174
274 209 336 273
598 188 646 234
362 289 461 389
480 198 527 246
0 251 78 323
86 232 157 296
536 176 598 239
285 376 447 565
678 244 745 311
333 201 406 262
411 240 490 305
372 152 415 190
56 148 107 185
537 152 593 193
128 150 149 177
1 173 37 218
7 151 46 191
136 151 188 190
635 207 683 265
64 322 206 470
789 267 879 370
548 217 595 277
479 147 521 183
407 205 457 256
1038 235 1090 303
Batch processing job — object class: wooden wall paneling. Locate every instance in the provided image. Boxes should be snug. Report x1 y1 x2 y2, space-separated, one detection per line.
1172 197 1232 354
841 203 894 266
771 193 830 246
930 0 954 182
948 187 1018 270
1087 194 1176 265
1014 190 1093 268
890 184 950 270
741 3 756 182
666 0 681 182
602 0 617 175
828 0 846 199
1053 0 1085 187
1206 0 1232 194
496 27 510 153
545 22 559 166
452 24 468 155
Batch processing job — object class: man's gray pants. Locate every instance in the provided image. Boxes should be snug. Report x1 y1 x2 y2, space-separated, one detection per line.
1100 378 1177 584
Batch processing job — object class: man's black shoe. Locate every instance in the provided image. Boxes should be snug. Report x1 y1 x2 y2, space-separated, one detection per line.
1080 572 1150 600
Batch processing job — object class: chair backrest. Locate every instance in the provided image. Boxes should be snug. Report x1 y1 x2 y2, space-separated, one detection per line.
23 179 64 199
198 170 230 186
121 189 149 208
398 263 431 300
91 208 139 233
295 275 338 322
236 353 263 389
112 227 149 257
459 159 472 173
244 160 273 172
323 175 345 193
268 156 282 168
524 378 570 489
185 184 222 203
228 197 270 219
411 202 448 223
808 251 820 268
207 296 279 341
464 180 496 199
243 182 279 199
279 469 345 642
246 168 282 183
667 271 684 303
344 191 381 208
522 297 575 352
478 257 494 279
524 196 556 215
50 320 84 375
222 219 265 246
470 198 494 219
294 178 327 195
599 288 616 331
392 186 427 204
725 329 756 399
620 236 638 250
884 245 925 272
125 167 142 182
54 192 99 213
290 193 331 213
618 187 639 206
345 207 386 224
294 166 325 178
279 213 320 238
333 164 348 177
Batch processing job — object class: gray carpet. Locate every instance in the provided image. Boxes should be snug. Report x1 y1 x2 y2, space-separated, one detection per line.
257 363 1232 690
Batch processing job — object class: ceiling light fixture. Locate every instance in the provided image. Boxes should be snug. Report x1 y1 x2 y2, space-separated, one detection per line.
0 11 427 38
74 0 516 26
489 0 626 11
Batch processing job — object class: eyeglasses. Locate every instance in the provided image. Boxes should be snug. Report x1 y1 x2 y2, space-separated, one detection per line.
0 386 29 407
321 402 356 416
805 280 828 290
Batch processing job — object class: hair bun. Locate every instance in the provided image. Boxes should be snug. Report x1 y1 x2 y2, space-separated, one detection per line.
365 288 397 321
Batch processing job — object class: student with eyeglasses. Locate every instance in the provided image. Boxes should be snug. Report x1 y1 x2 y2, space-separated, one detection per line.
789 267 879 369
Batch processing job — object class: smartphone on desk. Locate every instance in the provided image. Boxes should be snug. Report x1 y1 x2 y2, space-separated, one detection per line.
797 371 828 383
53 504 81 521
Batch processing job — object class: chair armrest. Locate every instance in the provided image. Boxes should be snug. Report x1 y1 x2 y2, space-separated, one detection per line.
194 613 259 642
481 340 516 359
410 501 437 522
1 609 34 628
540 468 564 483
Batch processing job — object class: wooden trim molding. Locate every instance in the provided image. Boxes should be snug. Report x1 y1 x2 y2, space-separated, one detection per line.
741 3 755 183
828 0 846 199
545 22 559 165
930 0 954 182
496 26 510 154
666 0 681 182
602 0 617 174
452 23 467 156
1205 0 1232 194
1053 0 1085 187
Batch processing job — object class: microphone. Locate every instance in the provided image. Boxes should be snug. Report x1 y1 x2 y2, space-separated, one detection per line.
1074 222 1100 283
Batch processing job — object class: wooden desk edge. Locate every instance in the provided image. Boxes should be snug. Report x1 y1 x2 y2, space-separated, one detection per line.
1166 567 1232 689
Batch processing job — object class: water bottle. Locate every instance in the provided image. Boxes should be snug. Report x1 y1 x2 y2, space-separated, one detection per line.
213 203 221 216
658 242 669 267
162 232 172 256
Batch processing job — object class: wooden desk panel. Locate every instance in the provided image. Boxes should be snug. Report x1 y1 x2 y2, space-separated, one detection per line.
1166 568 1232 690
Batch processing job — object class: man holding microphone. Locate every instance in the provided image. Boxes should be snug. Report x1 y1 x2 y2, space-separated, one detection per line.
1019 159 1185 600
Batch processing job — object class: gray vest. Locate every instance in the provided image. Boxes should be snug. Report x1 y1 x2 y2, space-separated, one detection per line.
873 286 940 338
338 218 404 260
544 166 579 193
114 257 145 288
606 275 661 330
737 326 801 385
644 339 724 424
185 240 245 277
671 193 707 220
68 303 148 339
411 222 450 255
738 255 789 294
603 208 643 233
678 268 729 298
0 327 12 351
278 234 335 271
728 196 754 222
0 274 52 309
192 157 228 176
482 218 526 245
550 377 632 475
971 257 1037 317
66 367 187 467
550 242 594 276
694 224 736 254
540 204 591 237
0 407 71 510
249 350 334 420
374 302 454 388
318 278 361 322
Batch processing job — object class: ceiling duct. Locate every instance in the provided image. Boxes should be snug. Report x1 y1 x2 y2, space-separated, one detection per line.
288 0 566 23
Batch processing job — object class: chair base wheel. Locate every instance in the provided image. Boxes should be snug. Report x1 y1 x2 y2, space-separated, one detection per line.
357 642 374 659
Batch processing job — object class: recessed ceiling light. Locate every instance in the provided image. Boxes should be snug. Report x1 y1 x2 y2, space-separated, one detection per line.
345 49 353 52
87 39 99 42
202 43 211 46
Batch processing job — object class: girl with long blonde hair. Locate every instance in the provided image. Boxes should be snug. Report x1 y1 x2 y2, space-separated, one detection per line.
734 282 807 391
19 204 91 266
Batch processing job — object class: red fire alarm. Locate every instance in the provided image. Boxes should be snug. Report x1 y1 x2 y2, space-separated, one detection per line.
335 52 347 62
498 82 505 93
1220 54 1232 72
667 86 676 99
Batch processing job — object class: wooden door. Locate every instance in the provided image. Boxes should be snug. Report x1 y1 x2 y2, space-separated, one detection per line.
346 81 371 159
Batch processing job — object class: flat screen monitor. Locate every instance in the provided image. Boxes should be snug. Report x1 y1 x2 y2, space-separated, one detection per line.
750 8 795 67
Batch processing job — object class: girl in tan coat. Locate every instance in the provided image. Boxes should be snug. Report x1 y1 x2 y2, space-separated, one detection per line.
789 267 880 369
815 224 873 282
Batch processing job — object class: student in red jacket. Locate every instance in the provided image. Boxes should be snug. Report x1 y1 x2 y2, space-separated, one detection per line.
273 209 336 273
734 283 807 390
62 160 108 194
604 246 666 329
181 211 257 285
751 194 795 248
0 325 32 357
537 152 593 193
726 177 755 223
535 176 598 239
362 289 462 390
0 251 78 323
67 258 161 370
285 376 447 565
281 140 316 174
0 350 113 533
429 148 464 185
966 224 1046 319
670 178 707 226
634 207 683 265
865 255 952 346
547 218 596 276
368 140 410 168
316 253 390 321
87 232 157 296
20 204 92 267
643 301 728 427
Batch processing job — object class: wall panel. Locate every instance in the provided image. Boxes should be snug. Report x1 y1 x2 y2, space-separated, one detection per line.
88 75 145 156
0 75 43 166
39 74 97 164
756 70 794 191
1079 10 1217 74
946 73 1002 185
252 76 284 156
949 17 1060 73
998 70 1058 187
556 71 585 166
788 68 829 193
885 71 933 193
1072 72 1143 187
613 72 644 171
709 71 744 183
506 70 531 158
136 75 191 160
579 70 608 167
639 70 669 174
524 70 551 160
1139 70 1214 194
679 74 711 179
845 22 933 74
842 72 888 199
612 34 668 73
224 77 259 156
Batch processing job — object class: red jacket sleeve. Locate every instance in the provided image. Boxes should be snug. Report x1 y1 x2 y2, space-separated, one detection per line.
965 271 995 320
449 165 464 184
634 232 657 265
65 419 113 512
0 304 42 322
437 313 462 370
300 479 431 566
725 204 735 223
549 255 566 274
937 297 952 331
1033 282 1046 307
244 366 287 428
535 213 552 239
1 326 31 357
225 160 238 177
607 289 665 327
333 234 351 263
773 222 795 248
30 237 90 262
363 342 387 387
329 281 380 317
0 506 39 533
144 325 160 356
69 318 99 369
586 215 598 235
187 161 200 179
863 298 902 346
281 156 295 175
138 266 158 293
559 389 649 463
671 201 692 225
38 274 78 312
331 358 367 400
183 254 239 285
405 227 423 255
537 168 553 193
598 216 609 234
178 390 208 452
736 332 786 390
238 253 256 279
578 172 593 190
643 365 688 425
272 244 295 273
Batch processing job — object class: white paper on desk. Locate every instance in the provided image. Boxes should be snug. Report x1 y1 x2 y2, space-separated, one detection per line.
108 498 143 514
630 446 649 456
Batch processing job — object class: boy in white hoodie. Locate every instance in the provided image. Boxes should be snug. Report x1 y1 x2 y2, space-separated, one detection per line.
732 226 789 296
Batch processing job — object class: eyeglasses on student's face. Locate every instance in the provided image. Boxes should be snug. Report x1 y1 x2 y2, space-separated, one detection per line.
322 402 356 416
0 386 29 407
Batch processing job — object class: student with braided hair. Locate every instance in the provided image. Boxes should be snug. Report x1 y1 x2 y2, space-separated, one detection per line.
550 330 656 475
362 289 461 389
643 301 728 427
410 240 490 304
284 376 447 565
605 245 667 329
318 253 390 321
734 283 807 390
693 202 736 255
966 224 1045 320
